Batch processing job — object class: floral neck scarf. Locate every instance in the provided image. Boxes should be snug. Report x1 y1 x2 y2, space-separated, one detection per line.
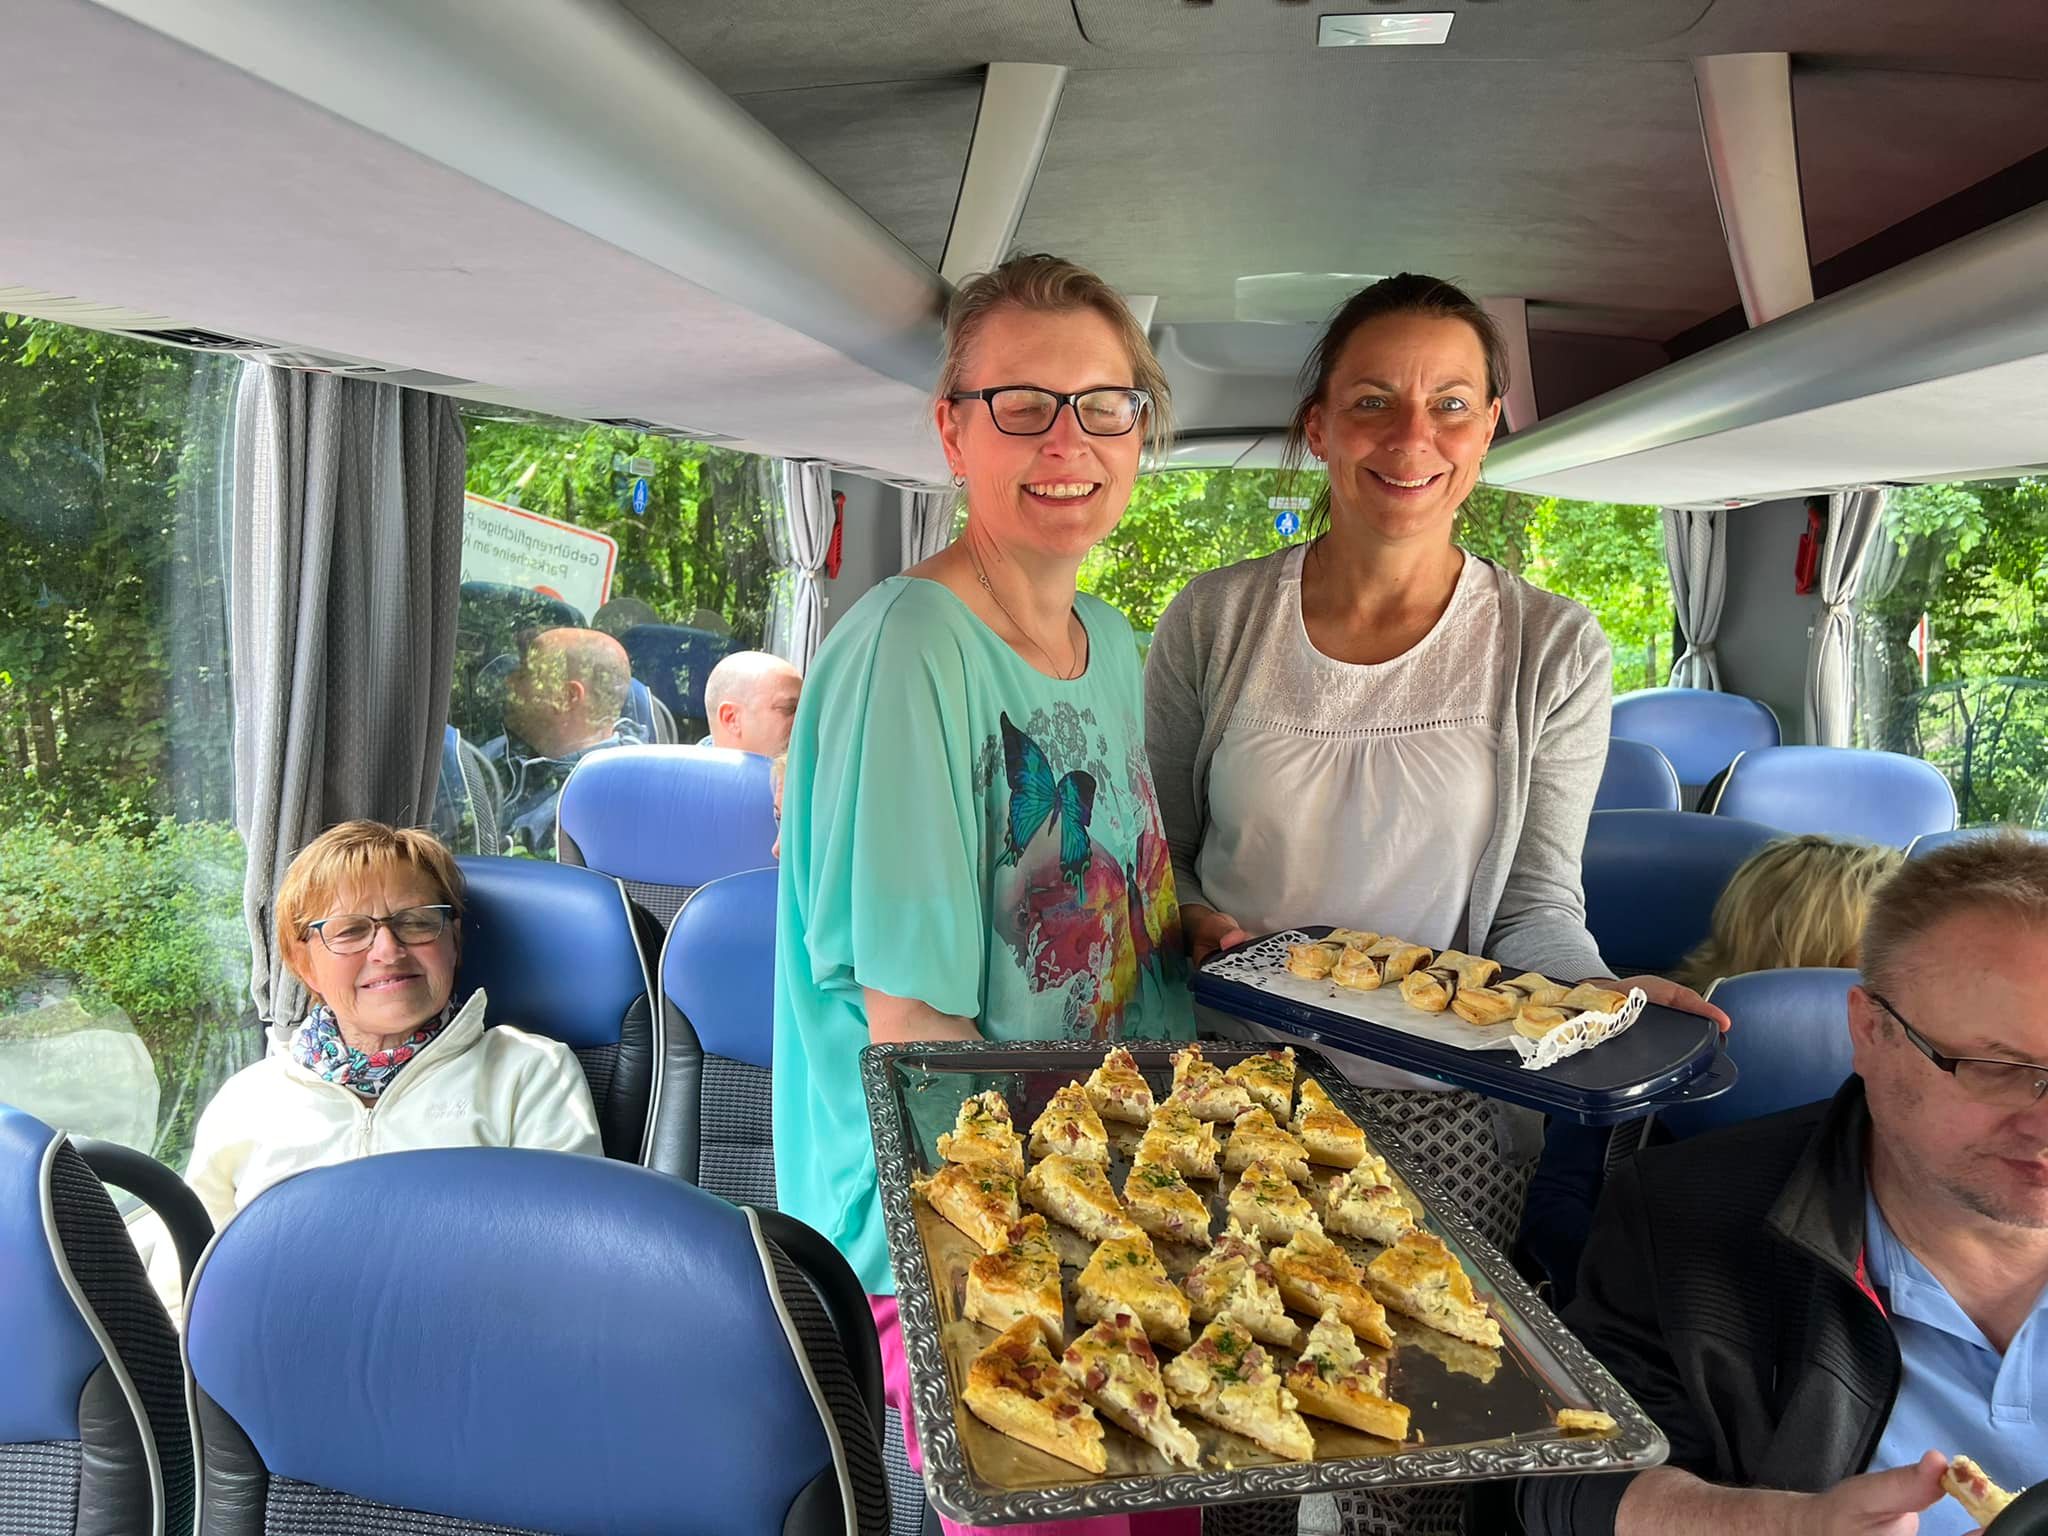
290 1002 453 1097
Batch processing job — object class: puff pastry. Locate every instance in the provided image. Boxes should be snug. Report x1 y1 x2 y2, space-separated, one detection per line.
1028 1083 1110 1163
1136 1100 1221 1181
1432 950 1501 987
1224 1047 1297 1119
1222 1107 1311 1182
1325 928 1379 949
1269 1227 1395 1349
1285 1307 1410 1443
1562 982 1630 1014
1169 1042 1255 1123
1399 964 1463 1013
1290 1078 1367 1169
915 1163 1022 1252
1365 1230 1502 1348
1364 937 1433 981
1943 1455 2018 1526
937 1089 1026 1174
1074 1232 1193 1349
1449 984 1520 1027
1180 1220 1302 1350
1286 940 1343 979
1330 944 1385 991
1162 1318 1316 1463
1123 1157 1213 1248
1059 1313 1201 1469
1084 1047 1156 1125
962 1317 1107 1473
1024 1154 1142 1242
1500 971 1569 1008
1226 1157 1325 1245
965 1214 1064 1348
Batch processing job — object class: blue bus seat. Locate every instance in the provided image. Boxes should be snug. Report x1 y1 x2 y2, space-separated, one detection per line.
1611 687 1780 805
556 745 780 928
1709 745 1957 847
1 1106 193 1536
1595 737 1682 812
183 1149 888 1536
1907 825 2048 858
1652 968 1858 1140
1583 809 1782 975
620 622 738 737
431 724 502 855
653 866 776 1193
455 856 657 1164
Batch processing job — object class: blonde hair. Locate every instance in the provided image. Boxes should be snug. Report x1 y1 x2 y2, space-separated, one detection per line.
1675 835 1905 991
1861 830 2048 1001
276 820 465 976
936 253 1174 464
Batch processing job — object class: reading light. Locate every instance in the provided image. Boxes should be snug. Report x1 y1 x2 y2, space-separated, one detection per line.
1319 12 1456 46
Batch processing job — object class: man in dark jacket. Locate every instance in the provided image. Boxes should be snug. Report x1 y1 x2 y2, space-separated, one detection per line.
1519 832 2048 1535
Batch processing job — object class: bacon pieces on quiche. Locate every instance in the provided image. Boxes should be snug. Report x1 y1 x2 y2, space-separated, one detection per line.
961 1317 1107 1474
1169 1042 1254 1123
1023 1153 1142 1243
1226 1157 1325 1246
1074 1232 1193 1350
1222 1106 1311 1182
1290 1078 1368 1169
1122 1157 1213 1249
1084 1047 1155 1126
1027 1082 1110 1164
1285 1306 1410 1443
1269 1227 1394 1349
964 1213 1064 1348
1224 1047 1297 1119
1365 1230 1502 1348
1161 1317 1315 1463
914 1163 1022 1253
1059 1312 1202 1470
1135 1100 1221 1181
1181 1220 1302 1351
935 1089 1026 1176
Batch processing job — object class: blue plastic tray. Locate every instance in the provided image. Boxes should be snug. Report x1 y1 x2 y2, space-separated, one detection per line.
1190 927 1735 1127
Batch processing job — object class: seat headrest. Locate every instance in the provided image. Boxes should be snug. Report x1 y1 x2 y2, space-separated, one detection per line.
1596 738 1683 813
557 745 779 887
663 868 777 1070
0 1106 105 1444
1610 687 1780 786
1908 825 2048 859
1582 810 1782 973
1711 746 1957 847
455 857 646 1050
1656 968 1858 1139
185 1150 834 1535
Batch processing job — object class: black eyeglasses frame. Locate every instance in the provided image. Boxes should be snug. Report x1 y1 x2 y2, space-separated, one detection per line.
946 386 1152 438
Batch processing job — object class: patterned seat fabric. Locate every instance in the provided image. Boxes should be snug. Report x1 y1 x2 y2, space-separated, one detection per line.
185 1148 888 1536
0 1106 193 1536
454 855 657 1163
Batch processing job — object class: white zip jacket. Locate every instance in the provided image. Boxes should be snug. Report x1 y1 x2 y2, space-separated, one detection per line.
184 987 603 1229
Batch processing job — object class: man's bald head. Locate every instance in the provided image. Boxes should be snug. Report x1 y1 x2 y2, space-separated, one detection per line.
705 650 802 757
504 627 633 758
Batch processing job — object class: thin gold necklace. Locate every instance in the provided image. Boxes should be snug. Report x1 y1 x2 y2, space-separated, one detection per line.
966 539 1081 680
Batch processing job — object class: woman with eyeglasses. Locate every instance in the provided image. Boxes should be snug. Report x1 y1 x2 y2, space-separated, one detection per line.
775 254 1196 1536
180 820 601 1233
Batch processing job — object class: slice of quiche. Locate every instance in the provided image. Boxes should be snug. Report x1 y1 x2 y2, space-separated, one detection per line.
1059 1312 1202 1470
1943 1454 2019 1527
1269 1227 1394 1349
1224 1047 1297 1119
1136 1100 1221 1181
1084 1047 1156 1125
964 1213 1064 1348
1169 1042 1255 1123
1285 1307 1410 1443
1322 1162 1419 1247
1180 1219 1302 1350
1024 1154 1143 1243
1161 1317 1316 1463
1226 1157 1325 1245
1222 1107 1311 1182
1074 1232 1193 1350
914 1163 1022 1253
1365 1230 1503 1348
936 1089 1026 1175
1123 1157 1213 1248
1028 1082 1110 1164
962 1317 1107 1474
1290 1078 1368 1169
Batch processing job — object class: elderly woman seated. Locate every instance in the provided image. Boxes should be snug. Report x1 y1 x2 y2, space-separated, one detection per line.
183 819 602 1230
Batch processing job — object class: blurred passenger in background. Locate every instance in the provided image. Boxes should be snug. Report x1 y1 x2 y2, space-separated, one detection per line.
485 625 637 856
702 649 803 756
1675 834 1905 992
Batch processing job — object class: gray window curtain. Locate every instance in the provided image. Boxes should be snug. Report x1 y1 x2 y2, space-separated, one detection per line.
900 485 956 570
230 365 466 1030
767 458 834 672
1662 506 1728 690
1805 486 1890 748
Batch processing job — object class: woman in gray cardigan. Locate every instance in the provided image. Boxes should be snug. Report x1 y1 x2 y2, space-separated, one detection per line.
1144 275 1719 1235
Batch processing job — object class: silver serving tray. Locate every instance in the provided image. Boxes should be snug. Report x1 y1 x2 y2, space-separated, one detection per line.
863 1039 1668 1525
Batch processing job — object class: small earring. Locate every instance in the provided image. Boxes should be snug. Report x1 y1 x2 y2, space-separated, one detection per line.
951 472 965 488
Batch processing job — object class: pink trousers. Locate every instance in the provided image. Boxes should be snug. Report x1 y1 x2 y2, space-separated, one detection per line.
870 1296 1205 1536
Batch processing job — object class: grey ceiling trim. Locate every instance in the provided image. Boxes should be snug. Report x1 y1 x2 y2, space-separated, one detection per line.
1482 198 2048 493
87 0 949 388
1693 52 1814 326
941 62 1068 283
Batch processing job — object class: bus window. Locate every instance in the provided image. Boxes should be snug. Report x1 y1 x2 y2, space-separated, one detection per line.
1855 477 2048 826
0 314 256 1175
1089 466 1672 694
450 409 780 858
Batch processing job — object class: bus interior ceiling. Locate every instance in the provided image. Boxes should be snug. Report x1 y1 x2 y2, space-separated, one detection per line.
4 0 2047 501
